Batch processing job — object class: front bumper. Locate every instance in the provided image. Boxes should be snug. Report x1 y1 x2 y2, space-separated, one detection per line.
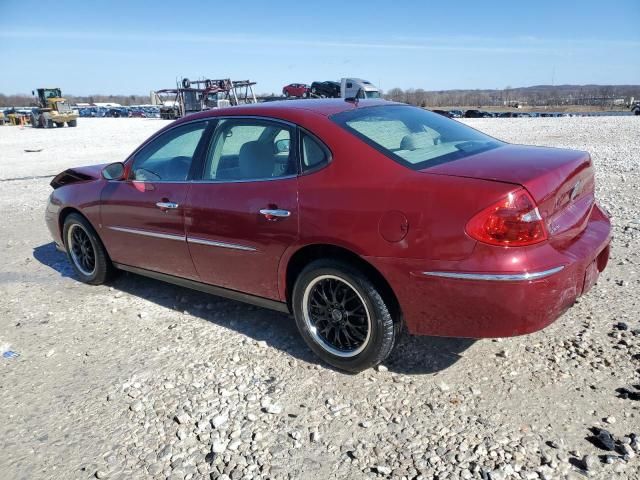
368 205 612 338
45 194 64 250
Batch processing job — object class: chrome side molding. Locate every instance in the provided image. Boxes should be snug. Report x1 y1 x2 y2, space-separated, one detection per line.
107 226 257 252
107 226 185 241
187 237 256 252
420 265 565 282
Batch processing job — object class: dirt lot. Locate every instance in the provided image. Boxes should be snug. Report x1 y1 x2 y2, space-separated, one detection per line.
1 117 639 480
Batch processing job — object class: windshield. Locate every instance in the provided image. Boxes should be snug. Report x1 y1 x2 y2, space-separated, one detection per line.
42 88 62 99
365 91 381 99
331 104 503 170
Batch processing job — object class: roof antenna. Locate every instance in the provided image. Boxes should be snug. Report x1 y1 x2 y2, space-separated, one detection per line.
345 88 362 105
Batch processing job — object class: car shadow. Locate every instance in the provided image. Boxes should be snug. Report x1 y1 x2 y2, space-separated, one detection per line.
33 242 475 375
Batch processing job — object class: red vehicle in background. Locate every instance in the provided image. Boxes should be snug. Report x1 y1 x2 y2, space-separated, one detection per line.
45 99 611 372
282 83 310 98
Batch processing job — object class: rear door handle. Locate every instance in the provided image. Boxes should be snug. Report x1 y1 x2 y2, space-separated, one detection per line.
156 201 179 210
260 209 290 220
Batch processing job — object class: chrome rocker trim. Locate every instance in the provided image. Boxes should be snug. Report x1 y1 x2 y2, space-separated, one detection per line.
421 265 565 282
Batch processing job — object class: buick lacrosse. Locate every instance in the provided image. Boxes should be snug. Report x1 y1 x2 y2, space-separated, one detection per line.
46 99 612 372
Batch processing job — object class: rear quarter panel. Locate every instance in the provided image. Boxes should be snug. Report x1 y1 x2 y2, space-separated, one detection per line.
274 113 517 298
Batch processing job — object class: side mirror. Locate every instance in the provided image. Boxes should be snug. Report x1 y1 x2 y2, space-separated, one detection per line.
102 162 125 180
275 138 290 154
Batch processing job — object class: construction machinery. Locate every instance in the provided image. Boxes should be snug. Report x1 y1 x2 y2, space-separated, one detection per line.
152 78 257 120
31 88 78 128
1 108 32 126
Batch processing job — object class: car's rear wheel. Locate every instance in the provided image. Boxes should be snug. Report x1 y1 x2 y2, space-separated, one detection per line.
63 213 113 285
292 259 397 372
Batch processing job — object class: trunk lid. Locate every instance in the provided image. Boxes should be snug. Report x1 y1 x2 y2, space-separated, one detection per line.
423 144 596 245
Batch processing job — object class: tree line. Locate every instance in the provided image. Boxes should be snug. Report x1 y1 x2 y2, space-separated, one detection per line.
2 84 639 108
384 84 640 108
0 93 151 107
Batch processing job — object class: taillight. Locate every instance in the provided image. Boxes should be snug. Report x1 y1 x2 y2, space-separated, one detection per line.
466 188 547 246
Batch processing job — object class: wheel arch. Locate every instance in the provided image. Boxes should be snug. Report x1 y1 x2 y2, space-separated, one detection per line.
283 243 401 322
58 207 101 248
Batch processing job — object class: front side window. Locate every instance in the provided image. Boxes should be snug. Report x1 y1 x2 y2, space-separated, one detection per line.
331 105 502 170
131 122 207 181
203 119 295 181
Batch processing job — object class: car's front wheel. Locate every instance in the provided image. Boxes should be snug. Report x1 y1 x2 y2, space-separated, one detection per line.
292 260 397 372
63 213 113 285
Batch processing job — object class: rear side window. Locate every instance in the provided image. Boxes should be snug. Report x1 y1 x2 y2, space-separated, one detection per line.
331 105 502 170
300 132 329 172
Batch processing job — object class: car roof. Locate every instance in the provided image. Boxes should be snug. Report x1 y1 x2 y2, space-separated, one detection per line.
180 99 396 122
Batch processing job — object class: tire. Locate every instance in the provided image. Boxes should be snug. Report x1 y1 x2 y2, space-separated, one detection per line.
56 122 64 128
68 119 77 127
311 87 316 94
30 114 38 127
284 91 290 98
63 213 113 285
182 78 190 88
292 259 397 372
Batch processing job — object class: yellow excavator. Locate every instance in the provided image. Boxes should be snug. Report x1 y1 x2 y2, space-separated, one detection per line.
31 88 78 128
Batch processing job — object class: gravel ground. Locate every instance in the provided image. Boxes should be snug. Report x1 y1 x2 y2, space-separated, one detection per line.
0 117 638 480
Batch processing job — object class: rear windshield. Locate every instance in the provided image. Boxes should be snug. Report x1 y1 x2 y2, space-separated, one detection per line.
331 104 502 170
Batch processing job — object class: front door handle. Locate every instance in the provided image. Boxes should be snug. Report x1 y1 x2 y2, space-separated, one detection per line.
259 208 291 220
156 201 179 210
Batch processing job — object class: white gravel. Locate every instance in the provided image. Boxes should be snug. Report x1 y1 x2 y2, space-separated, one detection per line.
0 117 639 480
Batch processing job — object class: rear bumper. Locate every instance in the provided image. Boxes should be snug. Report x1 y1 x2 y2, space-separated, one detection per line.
367 205 612 338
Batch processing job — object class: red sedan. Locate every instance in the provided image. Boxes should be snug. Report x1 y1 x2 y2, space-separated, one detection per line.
282 83 310 98
45 100 612 372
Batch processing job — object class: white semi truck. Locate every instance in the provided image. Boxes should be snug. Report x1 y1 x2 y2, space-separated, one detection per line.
340 78 381 99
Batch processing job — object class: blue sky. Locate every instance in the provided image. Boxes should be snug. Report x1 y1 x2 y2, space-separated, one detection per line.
1 0 638 95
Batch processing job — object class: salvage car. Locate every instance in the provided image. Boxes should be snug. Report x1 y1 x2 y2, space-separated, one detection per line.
431 109 452 118
46 99 612 372
282 83 310 98
464 109 491 118
310 81 341 98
